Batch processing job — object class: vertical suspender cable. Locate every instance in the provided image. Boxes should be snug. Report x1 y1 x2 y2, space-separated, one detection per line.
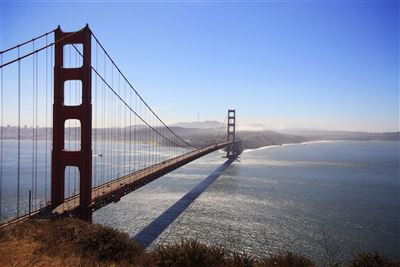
45 35 48 203
94 40 98 187
143 106 149 168
158 121 160 163
139 100 142 170
124 79 126 175
35 45 39 209
134 93 137 173
143 103 145 169
170 129 172 159
67 46 70 196
129 81 132 173
108 64 111 181
74 49 78 194
153 117 156 165
143 101 145 169
115 73 121 177
116 72 119 177
118 72 122 176
106 61 109 183
110 65 113 181
102 51 106 185
154 119 156 164
154 119 157 164
149 109 151 168
17 47 21 217
31 41 35 210
109 63 111 181
75 48 78 193
67 45 71 197
128 83 131 172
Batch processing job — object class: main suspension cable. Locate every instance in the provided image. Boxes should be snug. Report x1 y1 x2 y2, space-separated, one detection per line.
70 43 189 149
90 32 194 149
0 28 55 55
0 29 82 69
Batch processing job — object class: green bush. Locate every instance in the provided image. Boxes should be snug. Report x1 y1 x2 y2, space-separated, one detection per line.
347 252 398 267
77 224 143 262
258 251 316 267
230 251 257 267
154 239 227 267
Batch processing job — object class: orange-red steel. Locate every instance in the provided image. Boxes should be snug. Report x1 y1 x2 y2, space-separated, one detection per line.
51 25 92 221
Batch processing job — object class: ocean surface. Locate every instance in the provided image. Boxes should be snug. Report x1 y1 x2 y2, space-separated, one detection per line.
1 140 399 263
94 140 399 263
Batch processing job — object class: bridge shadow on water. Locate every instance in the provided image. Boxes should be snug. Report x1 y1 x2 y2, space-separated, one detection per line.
133 158 235 248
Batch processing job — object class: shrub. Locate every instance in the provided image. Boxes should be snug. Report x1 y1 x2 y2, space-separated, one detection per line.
347 252 397 267
154 239 227 267
258 251 316 267
230 251 257 267
77 224 143 262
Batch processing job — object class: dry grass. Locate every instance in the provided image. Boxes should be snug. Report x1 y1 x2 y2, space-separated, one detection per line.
257 251 316 267
152 239 315 267
153 239 227 267
0 218 149 266
0 218 398 267
346 252 400 267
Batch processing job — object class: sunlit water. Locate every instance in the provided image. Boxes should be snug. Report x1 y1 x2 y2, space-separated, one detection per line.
1 140 399 263
93 140 399 263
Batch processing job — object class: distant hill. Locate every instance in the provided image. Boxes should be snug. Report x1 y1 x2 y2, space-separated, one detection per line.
172 121 223 129
168 127 307 149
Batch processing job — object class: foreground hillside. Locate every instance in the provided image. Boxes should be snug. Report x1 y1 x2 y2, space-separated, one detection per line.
0 218 398 267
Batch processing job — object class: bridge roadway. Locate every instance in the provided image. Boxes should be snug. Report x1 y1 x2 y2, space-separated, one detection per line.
53 141 235 216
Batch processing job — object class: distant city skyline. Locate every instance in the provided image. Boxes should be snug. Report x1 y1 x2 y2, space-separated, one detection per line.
1 0 398 132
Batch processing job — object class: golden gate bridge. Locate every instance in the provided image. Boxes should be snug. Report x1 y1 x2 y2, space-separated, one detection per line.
0 25 241 227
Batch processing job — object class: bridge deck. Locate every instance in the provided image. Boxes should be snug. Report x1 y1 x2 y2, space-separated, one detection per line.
52 141 234 216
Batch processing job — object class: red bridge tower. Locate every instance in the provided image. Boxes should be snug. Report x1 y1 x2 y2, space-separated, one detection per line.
227 109 237 159
51 25 92 221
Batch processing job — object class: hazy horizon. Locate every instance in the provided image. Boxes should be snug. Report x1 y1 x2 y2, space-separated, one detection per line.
0 120 399 134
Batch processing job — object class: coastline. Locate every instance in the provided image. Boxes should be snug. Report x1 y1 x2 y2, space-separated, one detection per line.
242 139 399 154
242 139 340 153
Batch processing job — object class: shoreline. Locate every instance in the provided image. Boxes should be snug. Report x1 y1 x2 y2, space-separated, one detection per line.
242 139 399 153
242 139 341 153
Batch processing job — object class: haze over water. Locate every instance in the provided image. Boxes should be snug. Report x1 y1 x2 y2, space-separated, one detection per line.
93 140 400 263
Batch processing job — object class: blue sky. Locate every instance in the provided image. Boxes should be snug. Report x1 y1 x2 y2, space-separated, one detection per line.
1 0 399 131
